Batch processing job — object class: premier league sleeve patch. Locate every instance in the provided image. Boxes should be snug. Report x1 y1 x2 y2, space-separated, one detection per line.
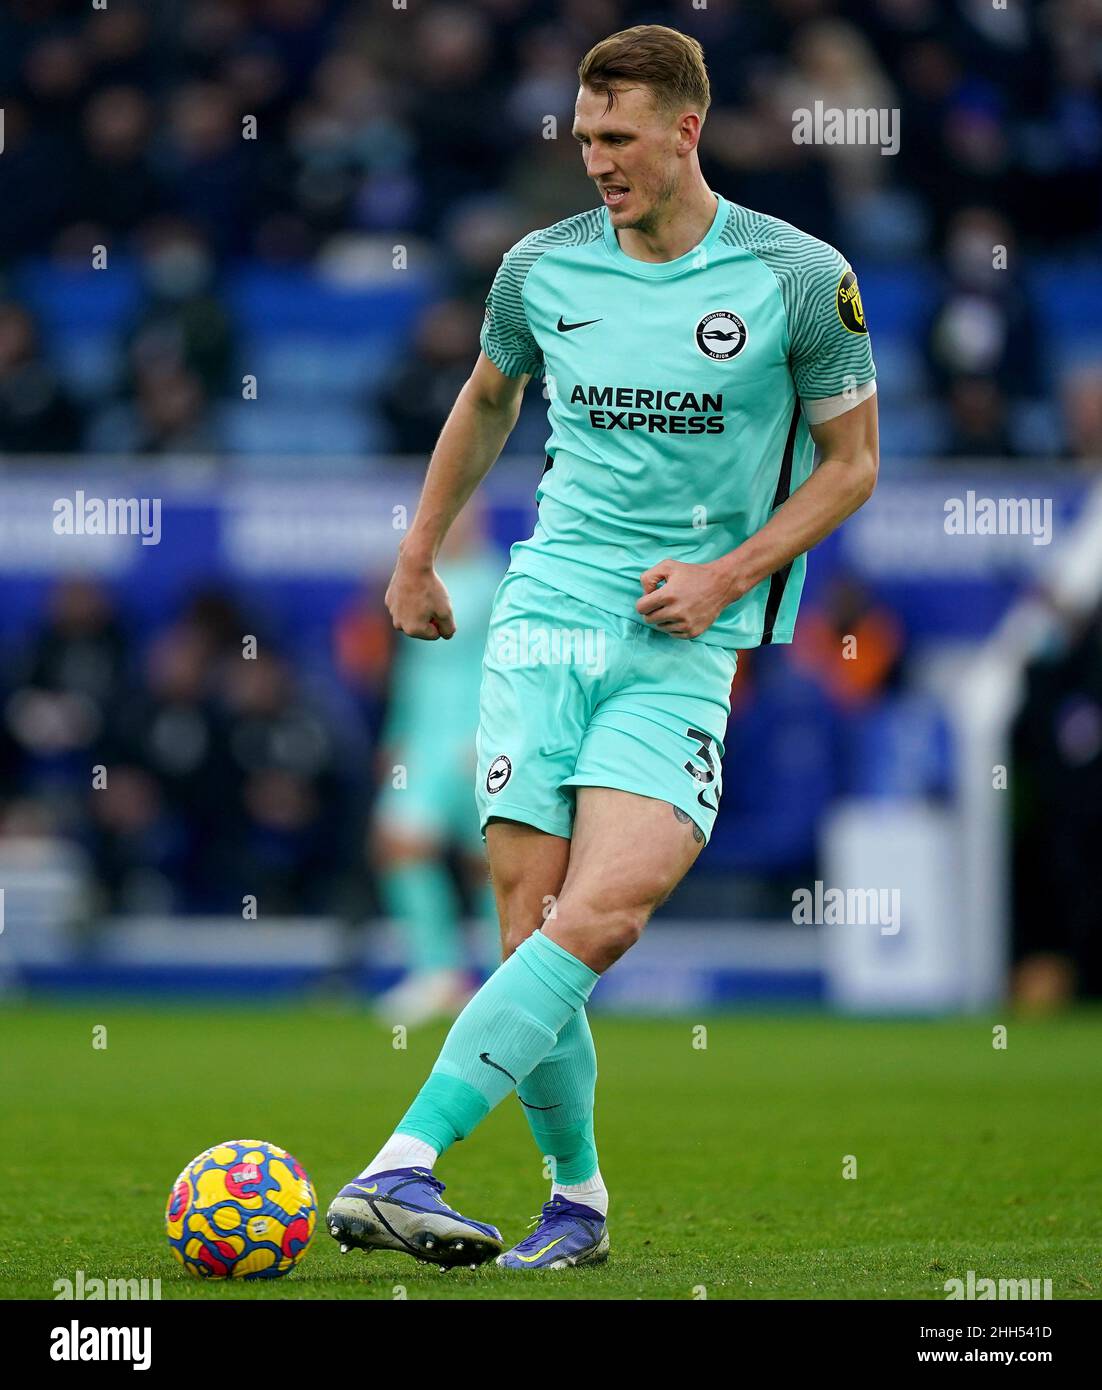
836 269 867 334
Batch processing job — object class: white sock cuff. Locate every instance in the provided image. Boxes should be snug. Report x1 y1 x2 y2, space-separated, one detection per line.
359 1134 439 1177
552 1168 608 1216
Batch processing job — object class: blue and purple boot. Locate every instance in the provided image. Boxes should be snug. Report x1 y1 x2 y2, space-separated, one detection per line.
496 1194 610 1270
327 1168 503 1268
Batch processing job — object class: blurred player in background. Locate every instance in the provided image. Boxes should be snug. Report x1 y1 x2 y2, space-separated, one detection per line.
371 500 502 1026
328 23 878 1273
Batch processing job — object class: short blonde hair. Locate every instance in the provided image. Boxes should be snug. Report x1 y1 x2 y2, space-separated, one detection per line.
578 25 711 121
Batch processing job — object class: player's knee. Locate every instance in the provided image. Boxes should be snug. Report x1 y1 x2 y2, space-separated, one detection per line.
553 898 650 958
600 905 649 957
500 889 558 957
501 922 538 959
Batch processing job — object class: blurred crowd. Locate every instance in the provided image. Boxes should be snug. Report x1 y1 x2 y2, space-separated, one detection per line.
0 568 941 919
0 0 1099 460
0 579 372 915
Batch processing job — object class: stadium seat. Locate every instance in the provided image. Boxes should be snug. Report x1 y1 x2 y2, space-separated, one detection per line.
217 401 379 456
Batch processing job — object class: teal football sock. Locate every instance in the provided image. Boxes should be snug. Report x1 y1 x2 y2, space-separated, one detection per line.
518 1007 599 1185
382 859 463 973
395 932 599 1155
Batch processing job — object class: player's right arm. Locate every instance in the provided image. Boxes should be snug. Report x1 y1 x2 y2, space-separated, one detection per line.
385 352 529 640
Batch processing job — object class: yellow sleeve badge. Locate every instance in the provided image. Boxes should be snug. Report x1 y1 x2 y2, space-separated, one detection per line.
836 268 867 334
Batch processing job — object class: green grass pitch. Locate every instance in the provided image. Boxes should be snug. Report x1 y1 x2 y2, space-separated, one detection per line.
3 1003 1099 1300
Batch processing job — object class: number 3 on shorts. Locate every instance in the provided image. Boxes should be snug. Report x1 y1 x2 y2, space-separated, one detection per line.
684 726 721 814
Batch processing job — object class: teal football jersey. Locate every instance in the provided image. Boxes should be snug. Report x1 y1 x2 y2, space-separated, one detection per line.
479 192 876 649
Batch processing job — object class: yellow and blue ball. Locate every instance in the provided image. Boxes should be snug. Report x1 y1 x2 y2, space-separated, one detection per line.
165 1139 317 1279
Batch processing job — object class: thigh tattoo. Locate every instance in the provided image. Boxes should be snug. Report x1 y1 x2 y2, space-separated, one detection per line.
672 804 705 843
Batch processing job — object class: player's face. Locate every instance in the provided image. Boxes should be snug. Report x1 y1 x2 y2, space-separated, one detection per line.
573 85 684 235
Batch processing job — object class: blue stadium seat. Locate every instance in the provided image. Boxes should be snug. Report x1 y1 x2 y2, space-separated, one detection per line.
13 259 144 334
239 335 392 402
1028 263 1102 349
51 332 125 402
1011 399 1065 455
843 691 952 798
217 401 379 455
875 402 944 458
708 662 840 872
867 333 929 403
859 265 939 338
226 266 438 337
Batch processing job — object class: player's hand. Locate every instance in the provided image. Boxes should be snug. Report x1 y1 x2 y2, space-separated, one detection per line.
636 558 732 639
384 554 457 640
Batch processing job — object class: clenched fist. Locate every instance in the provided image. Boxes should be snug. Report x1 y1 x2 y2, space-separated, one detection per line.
384 556 457 639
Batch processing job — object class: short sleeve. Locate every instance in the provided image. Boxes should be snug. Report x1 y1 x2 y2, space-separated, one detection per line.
479 248 544 380
790 250 876 416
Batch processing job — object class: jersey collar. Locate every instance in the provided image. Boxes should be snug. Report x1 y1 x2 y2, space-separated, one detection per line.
601 192 728 278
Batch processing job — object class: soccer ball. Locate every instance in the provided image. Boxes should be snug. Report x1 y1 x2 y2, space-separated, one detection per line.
165 1139 317 1279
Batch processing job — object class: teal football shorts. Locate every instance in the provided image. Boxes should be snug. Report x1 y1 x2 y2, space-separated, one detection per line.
475 570 739 844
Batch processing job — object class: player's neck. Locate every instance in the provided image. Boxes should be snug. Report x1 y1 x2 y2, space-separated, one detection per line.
613 184 719 265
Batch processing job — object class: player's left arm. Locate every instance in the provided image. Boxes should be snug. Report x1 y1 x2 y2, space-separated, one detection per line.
638 249 878 638
714 394 879 603
637 398 878 637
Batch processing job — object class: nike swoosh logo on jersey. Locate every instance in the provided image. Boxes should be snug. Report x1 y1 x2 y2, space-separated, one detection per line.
557 316 602 332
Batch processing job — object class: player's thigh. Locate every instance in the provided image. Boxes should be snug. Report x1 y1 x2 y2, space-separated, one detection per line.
559 785 704 927
485 817 571 958
537 787 704 971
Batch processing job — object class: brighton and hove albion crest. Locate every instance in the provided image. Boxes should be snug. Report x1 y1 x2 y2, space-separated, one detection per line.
486 754 512 794
695 310 748 360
